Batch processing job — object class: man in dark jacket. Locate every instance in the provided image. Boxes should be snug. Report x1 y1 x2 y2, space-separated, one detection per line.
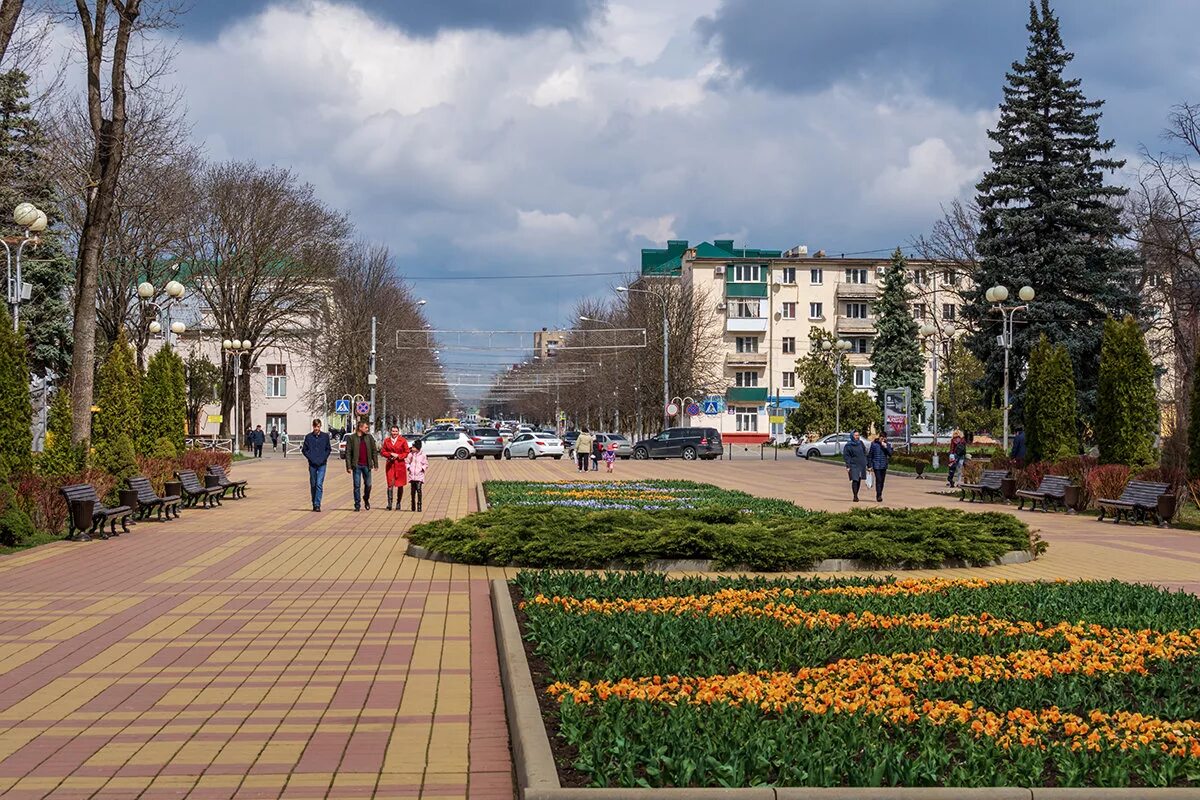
1010 428 1026 466
251 425 265 458
301 418 331 512
344 420 379 511
867 434 894 502
843 430 869 502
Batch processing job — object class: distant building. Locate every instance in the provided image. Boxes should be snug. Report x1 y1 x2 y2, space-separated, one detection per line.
534 327 567 360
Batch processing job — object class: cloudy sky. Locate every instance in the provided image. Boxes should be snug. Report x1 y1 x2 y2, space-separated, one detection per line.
164 0 1198 370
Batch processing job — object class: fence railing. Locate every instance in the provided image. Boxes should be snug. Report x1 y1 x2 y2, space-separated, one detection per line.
186 437 233 453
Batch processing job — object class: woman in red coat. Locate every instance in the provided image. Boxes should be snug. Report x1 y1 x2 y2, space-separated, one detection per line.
380 425 410 510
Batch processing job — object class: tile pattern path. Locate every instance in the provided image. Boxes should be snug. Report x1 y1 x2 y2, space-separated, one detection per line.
1 452 1198 799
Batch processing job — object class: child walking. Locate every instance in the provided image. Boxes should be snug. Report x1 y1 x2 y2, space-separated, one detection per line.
604 440 617 474
406 439 428 512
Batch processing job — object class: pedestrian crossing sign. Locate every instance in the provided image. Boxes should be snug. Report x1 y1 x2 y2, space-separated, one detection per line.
702 399 720 415
334 399 352 415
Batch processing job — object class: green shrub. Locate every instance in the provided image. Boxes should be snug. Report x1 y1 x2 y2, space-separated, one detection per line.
0 308 33 482
1096 316 1158 466
93 330 141 480
149 436 178 459
1025 335 1079 463
0 506 36 547
38 387 84 476
141 346 187 456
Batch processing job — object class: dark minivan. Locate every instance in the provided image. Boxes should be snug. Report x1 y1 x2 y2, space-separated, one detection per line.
632 427 722 460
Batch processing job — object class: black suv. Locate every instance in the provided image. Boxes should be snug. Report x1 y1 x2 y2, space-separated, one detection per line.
632 427 722 460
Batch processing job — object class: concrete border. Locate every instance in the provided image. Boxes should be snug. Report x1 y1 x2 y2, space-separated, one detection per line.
491 579 1198 800
477 482 490 512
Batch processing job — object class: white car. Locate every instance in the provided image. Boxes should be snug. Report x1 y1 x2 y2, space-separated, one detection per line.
419 430 476 459
795 433 854 459
504 432 564 460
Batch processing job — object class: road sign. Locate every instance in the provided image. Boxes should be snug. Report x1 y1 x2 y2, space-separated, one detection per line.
685 402 701 417
334 399 351 415
355 401 371 416
666 402 680 417
702 400 719 415
207 414 223 424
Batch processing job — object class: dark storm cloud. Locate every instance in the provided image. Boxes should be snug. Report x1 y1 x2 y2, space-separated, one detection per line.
184 0 606 39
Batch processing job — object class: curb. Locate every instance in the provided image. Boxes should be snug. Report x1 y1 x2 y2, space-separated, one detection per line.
477 482 490 512
410 546 1036 571
491 580 1200 799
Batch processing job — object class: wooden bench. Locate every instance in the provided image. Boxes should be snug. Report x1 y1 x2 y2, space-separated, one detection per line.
128 476 181 521
1016 474 1071 512
59 484 133 540
206 465 247 499
959 470 1008 503
175 470 224 508
1096 480 1170 525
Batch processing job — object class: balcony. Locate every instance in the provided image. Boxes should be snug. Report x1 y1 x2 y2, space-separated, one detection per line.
727 386 768 403
725 282 768 299
835 315 875 335
835 281 878 300
726 316 768 333
725 352 768 368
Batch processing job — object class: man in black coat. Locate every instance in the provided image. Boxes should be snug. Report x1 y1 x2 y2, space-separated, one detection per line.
842 430 869 502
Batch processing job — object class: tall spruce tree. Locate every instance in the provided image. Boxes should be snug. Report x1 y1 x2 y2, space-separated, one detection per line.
93 330 141 481
0 308 32 482
0 69 72 379
1024 335 1079 462
967 1 1140 428
1095 316 1157 466
870 248 925 413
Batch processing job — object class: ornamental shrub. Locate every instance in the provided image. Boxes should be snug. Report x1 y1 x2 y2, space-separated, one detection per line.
39 387 84 476
140 346 186 456
0 308 33 482
1084 464 1130 507
0 506 35 547
1095 316 1157 466
92 330 141 482
1024 336 1078 463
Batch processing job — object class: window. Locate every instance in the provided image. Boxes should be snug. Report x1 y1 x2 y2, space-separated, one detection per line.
781 267 796 284
911 303 928 319
944 269 959 286
854 368 874 388
735 336 759 353
808 302 823 320
845 268 868 284
735 371 759 387
781 302 797 319
732 299 762 318
942 303 956 321
265 364 287 398
845 302 869 319
781 336 796 354
781 371 796 389
733 264 761 282
810 268 823 285
911 269 928 286
734 406 758 432
850 337 870 353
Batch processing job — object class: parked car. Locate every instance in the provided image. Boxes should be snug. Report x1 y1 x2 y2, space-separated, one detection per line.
561 430 580 449
591 432 632 459
469 428 505 459
795 433 854 459
632 427 722 460
504 432 565 459
418 430 476 459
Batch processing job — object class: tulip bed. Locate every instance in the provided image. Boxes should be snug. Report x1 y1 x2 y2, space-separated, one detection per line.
514 571 1200 788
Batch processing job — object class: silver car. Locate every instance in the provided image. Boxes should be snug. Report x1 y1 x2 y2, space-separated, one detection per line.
795 433 855 459
504 432 565 460
594 433 632 460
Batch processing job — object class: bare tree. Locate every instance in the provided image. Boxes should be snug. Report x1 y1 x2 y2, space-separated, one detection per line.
0 0 25 65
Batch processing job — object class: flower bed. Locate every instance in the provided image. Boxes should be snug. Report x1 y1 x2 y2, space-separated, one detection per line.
484 479 808 516
514 571 1200 788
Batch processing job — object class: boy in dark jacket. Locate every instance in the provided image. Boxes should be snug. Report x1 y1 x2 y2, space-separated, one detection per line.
300 419 331 511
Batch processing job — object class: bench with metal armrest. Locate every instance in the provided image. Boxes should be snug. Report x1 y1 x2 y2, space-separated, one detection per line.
175 470 224 508
128 476 181 521
59 484 132 540
1015 474 1071 512
959 470 1009 503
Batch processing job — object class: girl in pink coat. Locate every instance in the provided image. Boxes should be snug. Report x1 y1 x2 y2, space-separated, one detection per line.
406 439 429 512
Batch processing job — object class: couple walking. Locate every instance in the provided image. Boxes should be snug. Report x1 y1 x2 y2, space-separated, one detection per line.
842 430 893 502
300 420 428 512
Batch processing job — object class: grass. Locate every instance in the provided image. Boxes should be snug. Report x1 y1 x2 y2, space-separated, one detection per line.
0 529 65 556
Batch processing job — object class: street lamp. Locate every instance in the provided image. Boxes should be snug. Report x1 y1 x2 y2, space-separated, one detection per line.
4 203 48 331
617 285 670 429
919 321 942 457
222 338 253 453
986 284 1035 452
137 278 187 348
822 338 852 435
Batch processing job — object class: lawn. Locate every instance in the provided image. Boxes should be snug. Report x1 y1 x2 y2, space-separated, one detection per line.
514 571 1200 788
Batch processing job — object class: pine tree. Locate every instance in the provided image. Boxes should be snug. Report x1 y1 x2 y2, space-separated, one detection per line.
1025 335 1079 462
0 70 72 378
1095 316 1157 465
870 248 925 412
39 386 84 476
966 1 1141 428
93 330 141 480
0 308 32 482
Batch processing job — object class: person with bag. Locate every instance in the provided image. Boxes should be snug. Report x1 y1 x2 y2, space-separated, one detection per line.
867 434 893 502
842 430 869 503
574 429 593 472
946 431 962 487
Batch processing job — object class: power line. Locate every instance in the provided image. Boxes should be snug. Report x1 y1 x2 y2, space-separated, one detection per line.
403 270 629 282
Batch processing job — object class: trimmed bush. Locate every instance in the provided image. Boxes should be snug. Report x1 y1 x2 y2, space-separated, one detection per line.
1024 336 1079 463
93 330 141 482
0 506 35 547
1084 464 1130 506
11 468 117 535
38 387 84 476
1096 316 1158 466
0 308 33 482
141 346 186 456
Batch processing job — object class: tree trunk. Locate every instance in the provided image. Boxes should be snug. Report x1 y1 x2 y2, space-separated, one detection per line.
0 0 24 66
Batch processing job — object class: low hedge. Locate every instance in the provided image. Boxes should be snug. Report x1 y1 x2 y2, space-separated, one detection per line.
407 505 1034 570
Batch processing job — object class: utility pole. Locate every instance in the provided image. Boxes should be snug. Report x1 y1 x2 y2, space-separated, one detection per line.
369 316 377 432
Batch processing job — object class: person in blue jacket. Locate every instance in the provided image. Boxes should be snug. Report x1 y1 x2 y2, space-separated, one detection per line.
842 430 869 502
868 434 894 502
301 418 332 512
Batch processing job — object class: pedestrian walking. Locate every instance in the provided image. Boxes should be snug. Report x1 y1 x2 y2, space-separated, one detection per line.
946 431 966 487
406 439 428 512
344 420 378 511
301 418 331 512
574 429 593 472
381 425 410 511
252 425 265 458
868 434 894 502
604 440 617 474
591 436 602 471
842 430 868 502
1010 427 1026 467
270 427 279 452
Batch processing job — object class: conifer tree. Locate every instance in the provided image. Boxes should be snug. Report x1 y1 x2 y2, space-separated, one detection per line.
1095 317 1158 465
936 340 1001 436
870 248 925 412
39 387 83 476
966 1 1140 426
786 327 878 437
0 308 32 482
141 346 185 457
93 330 141 480
1024 335 1079 462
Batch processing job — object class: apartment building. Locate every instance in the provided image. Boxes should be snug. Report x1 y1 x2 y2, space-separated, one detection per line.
640 240 956 444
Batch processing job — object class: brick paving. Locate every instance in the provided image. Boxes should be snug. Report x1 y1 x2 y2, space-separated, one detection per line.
0 454 1197 799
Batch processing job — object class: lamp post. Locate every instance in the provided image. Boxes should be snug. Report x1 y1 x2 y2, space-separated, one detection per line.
4 203 48 331
919 321 942 460
617 286 669 430
137 278 187 352
985 284 1035 452
222 338 253 452
822 338 852 436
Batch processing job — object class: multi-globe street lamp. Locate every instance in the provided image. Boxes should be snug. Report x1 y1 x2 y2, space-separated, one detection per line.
222 338 253 453
137 278 187 348
4 202 48 331
985 284 1035 452
822 338 853 436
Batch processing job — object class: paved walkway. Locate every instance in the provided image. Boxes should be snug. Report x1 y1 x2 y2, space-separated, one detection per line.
0 455 1197 799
